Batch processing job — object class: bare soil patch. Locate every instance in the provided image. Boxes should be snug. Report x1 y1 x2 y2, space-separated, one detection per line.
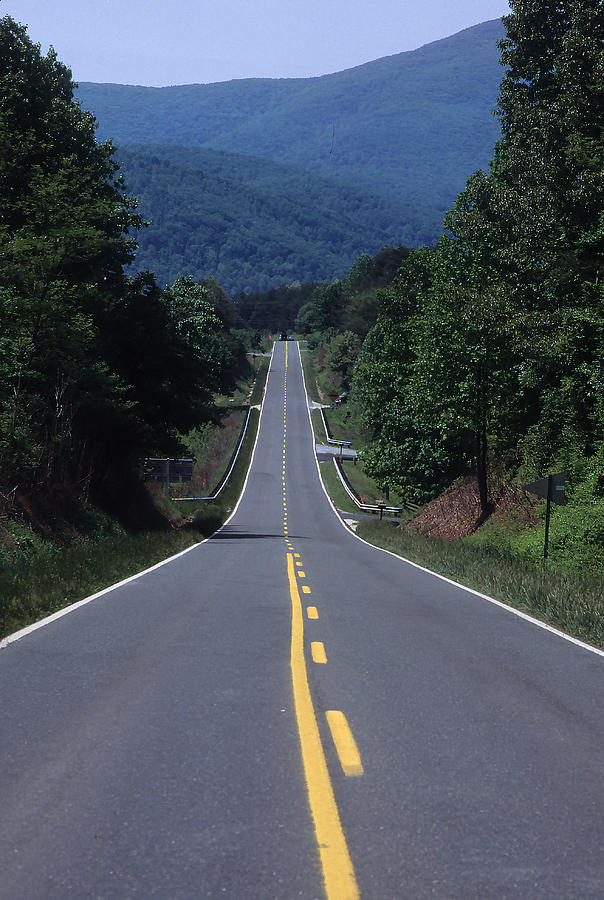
406 477 540 541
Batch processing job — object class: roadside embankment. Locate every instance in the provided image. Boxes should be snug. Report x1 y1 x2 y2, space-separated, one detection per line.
0 355 270 640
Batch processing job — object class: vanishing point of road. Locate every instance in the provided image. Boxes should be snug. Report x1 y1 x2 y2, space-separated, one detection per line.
1 341 602 898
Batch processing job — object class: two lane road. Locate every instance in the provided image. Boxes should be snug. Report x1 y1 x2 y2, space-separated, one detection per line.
1 341 602 898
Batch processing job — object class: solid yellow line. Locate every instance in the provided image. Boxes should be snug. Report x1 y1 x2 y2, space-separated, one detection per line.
326 711 364 777
307 606 319 619
311 641 327 664
287 554 358 899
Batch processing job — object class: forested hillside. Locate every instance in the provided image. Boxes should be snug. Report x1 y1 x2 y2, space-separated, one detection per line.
75 19 505 289
115 146 424 292
306 0 603 573
0 18 247 519
77 19 503 205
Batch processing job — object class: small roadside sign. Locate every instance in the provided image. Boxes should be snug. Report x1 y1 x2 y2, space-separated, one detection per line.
525 473 566 505
144 458 194 513
524 472 566 560
144 458 194 483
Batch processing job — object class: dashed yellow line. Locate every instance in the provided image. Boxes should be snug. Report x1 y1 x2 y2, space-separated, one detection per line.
287 554 358 899
307 606 319 619
311 641 327 664
326 712 364 777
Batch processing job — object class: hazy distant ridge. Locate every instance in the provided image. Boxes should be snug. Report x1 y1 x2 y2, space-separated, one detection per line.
77 20 505 292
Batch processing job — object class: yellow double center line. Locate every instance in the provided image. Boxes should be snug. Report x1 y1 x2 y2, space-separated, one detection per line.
287 554 359 898
283 341 359 897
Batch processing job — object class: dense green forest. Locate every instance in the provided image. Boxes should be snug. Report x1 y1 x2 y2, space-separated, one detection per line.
0 17 248 521
304 0 604 572
230 245 412 335
74 19 505 290
233 282 319 334
115 145 424 292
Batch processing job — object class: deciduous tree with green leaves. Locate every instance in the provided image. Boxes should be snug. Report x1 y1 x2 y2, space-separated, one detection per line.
353 0 603 508
0 17 141 488
0 17 245 507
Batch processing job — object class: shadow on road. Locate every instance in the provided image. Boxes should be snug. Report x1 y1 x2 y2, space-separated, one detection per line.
210 530 306 540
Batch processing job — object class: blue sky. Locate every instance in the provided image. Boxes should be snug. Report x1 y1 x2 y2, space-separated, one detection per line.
2 0 511 85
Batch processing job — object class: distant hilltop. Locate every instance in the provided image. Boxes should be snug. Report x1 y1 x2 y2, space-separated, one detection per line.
77 20 505 293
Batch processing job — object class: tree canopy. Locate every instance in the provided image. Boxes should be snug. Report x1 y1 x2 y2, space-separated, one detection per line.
0 17 245 509
350 0 603 510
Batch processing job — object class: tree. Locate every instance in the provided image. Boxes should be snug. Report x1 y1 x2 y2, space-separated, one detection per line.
323 331 361 389
353 0 603 508
0 19 243 506
0 17 143 489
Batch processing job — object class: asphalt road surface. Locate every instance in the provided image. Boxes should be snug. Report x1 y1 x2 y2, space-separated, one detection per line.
1 342 602 899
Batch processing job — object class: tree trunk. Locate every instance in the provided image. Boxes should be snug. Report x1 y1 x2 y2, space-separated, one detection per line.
476 422 489 518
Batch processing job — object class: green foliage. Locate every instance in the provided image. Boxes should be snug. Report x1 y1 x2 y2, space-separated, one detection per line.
351 1 604 522
235 282 318 332
0 17 139 489
323 331 362 389
113 144 417 294
298 245 411 336
467 490 604 578
0 17 246 514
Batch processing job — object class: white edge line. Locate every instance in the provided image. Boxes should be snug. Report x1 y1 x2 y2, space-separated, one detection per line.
297 342 604 659
0 347 275 652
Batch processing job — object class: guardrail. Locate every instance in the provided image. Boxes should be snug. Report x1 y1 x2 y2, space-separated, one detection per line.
332 458 420 517
319 407 352 448
171 407 253 502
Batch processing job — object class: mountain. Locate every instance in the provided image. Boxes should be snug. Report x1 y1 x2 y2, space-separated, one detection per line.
115 145 432 292
76 20 506 292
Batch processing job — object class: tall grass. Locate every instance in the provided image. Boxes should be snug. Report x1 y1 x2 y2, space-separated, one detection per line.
357 520 604 648
249 355 270 405
0 528 202 640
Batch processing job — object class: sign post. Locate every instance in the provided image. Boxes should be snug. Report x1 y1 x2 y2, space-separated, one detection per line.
525 472 566 560
144 458 194 513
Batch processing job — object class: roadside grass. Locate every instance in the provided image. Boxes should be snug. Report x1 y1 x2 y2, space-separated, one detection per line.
188 408 260 534
355 520 604 649
321 404 371 446
248 355 270 405
319 461 360 517
342 460 407 508
465 491 604 578
0 527 202 640
168 407 248 518
0 360 269 641
305 352 412 515
300 346 322 404
310 408 329 444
